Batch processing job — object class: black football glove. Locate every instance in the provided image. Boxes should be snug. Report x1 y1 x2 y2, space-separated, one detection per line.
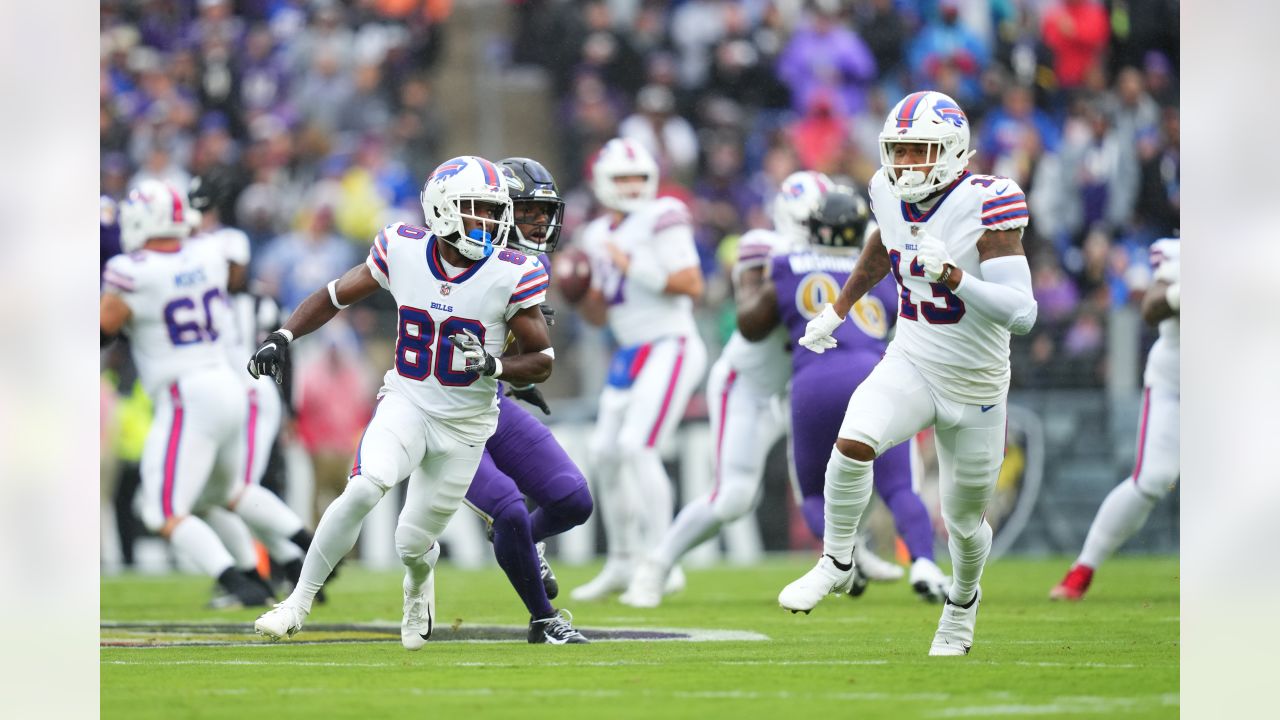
247 331 291 385
448 329 499 376
540 303 556 327
505 383 551 415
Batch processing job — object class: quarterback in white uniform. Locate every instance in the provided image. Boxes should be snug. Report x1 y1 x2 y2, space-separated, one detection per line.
778 90 1039 657
1051 238 1180 601
569 138 709 602
252 156 555 648
618 171 827 608
100 179 273 607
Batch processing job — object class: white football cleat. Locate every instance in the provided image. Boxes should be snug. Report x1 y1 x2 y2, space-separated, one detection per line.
854 543 905 582
778 555 855 613
619 560 666 608
663 564 686 595
254 602 307 641
569 558 633 602
910 557 950 603
929 586 981 656
401 543 439 651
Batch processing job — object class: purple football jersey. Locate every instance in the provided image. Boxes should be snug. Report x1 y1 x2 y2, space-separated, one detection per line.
770 249 899 373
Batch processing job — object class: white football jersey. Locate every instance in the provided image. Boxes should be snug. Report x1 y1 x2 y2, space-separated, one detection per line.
868 168 1030 404
188 226 261 371
1143 238 1179 392
365 222 548 441
723 228 791 396
102 241 235 397
581 196 701 347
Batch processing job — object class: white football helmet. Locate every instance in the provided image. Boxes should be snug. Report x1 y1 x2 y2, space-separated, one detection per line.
772 170 834 245
420 155 514 261
591 138 659 214
878 90 975 203
119 179 192 252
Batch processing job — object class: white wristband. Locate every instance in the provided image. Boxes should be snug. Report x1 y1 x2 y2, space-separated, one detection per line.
491 357 503 378
275 328 294 343
1165 282 1180 312
540 347 555 359
327 279 350 310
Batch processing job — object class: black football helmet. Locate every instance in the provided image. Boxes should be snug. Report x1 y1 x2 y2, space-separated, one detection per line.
498 157 565 254
188 166 235 215
807 187 870 249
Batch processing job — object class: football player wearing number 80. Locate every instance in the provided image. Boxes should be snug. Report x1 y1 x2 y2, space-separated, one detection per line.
778 91 1038 657
445 157 594 644
100 179 275 609
250 156 556 649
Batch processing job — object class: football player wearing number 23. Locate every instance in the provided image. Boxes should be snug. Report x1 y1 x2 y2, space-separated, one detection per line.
251 156 555 647
777 91 1038 658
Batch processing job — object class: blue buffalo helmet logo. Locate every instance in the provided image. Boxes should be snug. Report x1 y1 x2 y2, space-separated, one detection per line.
933 99 967 128
429 157 470 183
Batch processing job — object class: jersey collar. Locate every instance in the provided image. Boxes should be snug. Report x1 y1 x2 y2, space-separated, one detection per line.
900 171 971 224
426 235 488 283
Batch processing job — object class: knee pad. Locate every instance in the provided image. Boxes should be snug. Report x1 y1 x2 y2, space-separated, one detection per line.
546 483 593 528
395 521 433 564
491 500 533 537
345 474 389 513
710 470 758 522
1134 458 1179 501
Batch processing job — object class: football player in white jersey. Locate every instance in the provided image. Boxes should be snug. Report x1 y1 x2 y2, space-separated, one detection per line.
618 171 827 608
251 156 555 648
187 170 320 601
569 138 709 602
1051 238 1180 601
778 91 1038 657
100 179 274 607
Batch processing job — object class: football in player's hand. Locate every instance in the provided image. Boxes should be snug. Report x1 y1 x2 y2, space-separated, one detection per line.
553 247 592 304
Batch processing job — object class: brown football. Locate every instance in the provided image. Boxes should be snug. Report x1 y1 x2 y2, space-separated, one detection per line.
552 246 592 304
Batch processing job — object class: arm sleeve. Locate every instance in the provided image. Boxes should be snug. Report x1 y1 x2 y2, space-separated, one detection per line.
952 255 1038 335
102 256 144 313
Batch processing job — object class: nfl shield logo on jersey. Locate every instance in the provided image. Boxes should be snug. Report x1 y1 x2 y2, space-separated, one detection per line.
440 283 452 296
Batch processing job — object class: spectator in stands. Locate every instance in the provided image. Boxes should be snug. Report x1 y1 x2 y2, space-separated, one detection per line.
907 0 989 107
253 192 356 311
978 84 1060 185
620 84 700 184
1041 0 1110 96
1133 107 1179 239
776 0 877 117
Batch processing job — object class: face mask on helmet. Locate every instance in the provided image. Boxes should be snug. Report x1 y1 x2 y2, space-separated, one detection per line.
499 157 565 255
878 91 975 203
807 188 870 250
772 170 834 245
420 156 514 262
120 179 192 253
591 138 659 214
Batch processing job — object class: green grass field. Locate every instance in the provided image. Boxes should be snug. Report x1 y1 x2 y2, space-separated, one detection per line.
101 555 1178 719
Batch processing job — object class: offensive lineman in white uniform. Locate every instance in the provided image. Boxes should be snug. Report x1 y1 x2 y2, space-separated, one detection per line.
619 171 826 607
186 170 318 599
251 156 555 648
570 138 709 602
100 179 274 607
1051 238 1180 600
778 91 1038 656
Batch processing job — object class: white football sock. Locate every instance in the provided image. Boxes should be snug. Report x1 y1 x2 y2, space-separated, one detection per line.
1077 479 1157 569
630 448 674 551
201 506 258 571
822 449 875 565
286 475 385 613
593 454 638 561
947 519 992 604
169 516 236 578
654 495 721 570
234 484 304 542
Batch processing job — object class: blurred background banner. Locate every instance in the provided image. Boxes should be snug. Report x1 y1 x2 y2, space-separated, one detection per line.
97 0 1181 575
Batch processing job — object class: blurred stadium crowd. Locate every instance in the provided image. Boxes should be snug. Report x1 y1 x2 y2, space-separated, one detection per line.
100 0 1178 557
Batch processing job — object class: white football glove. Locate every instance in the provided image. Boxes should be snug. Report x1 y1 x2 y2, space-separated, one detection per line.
798 303 844 354
1153 258 1180 284
916 232 954 282
448 329 499 376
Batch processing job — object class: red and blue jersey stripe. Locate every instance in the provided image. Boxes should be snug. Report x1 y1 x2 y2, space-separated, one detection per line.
368 228 391 279
509 266 550 304
981 192 1029 226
